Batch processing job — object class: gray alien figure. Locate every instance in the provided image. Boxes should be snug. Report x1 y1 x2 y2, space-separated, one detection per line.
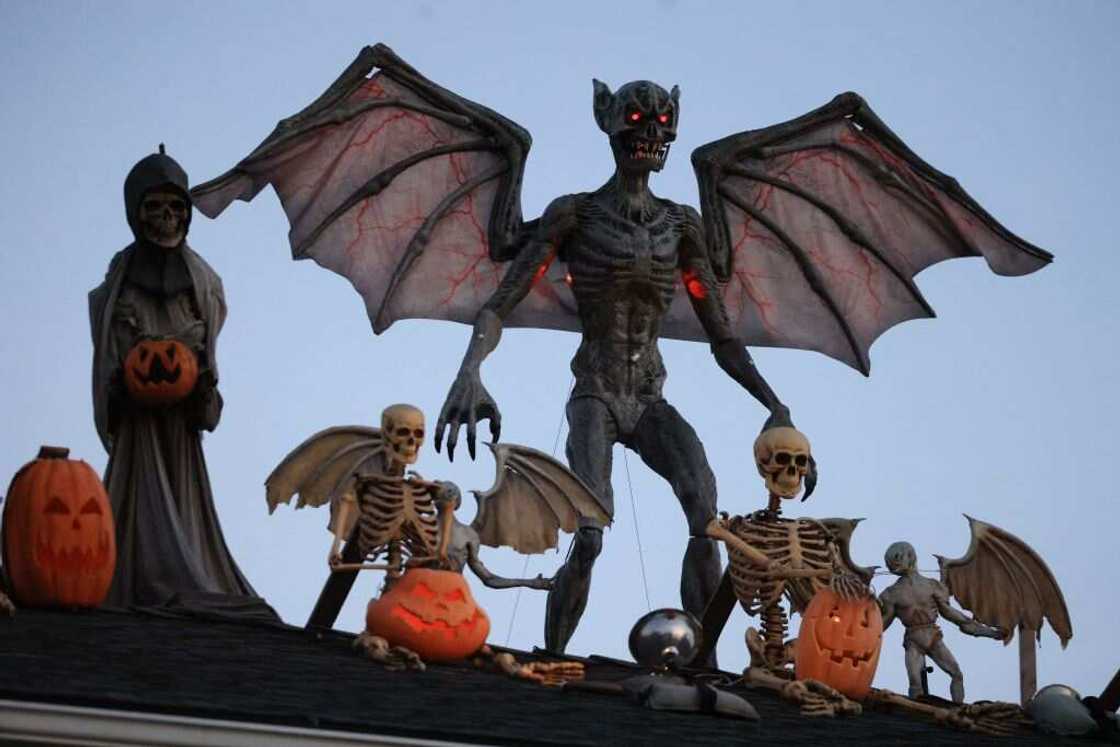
879 541 1003 703
192 45 1051 654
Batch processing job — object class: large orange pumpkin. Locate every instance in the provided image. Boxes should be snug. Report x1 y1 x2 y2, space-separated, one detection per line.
794 587 884 699
1 446 116 607
365 568 490 662
123 338 199 406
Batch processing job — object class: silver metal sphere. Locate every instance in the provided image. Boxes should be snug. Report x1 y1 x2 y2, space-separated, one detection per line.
628 608 703 670
1027 684 1098 736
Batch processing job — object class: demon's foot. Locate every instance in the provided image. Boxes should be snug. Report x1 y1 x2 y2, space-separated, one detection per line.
472 645 585 686
353 631 425 672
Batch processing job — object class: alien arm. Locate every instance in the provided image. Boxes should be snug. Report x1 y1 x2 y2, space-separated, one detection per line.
678 206 790 427
436 196 578 460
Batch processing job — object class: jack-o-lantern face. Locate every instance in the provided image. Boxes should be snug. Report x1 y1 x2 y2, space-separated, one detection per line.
1 446 117 608
794 587 883 700
123 338 199 406
365 568 490 662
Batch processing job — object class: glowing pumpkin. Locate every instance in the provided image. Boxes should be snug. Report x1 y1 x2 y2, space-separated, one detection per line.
123 338 199 406
365 568 490 662
794 587 883 699
1 446 116 607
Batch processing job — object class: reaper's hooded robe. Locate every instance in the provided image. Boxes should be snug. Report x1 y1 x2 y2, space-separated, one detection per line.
90 152 274 619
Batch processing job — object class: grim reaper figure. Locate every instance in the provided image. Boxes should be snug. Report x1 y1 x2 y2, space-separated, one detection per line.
90 149 273 619
190 45 1051 648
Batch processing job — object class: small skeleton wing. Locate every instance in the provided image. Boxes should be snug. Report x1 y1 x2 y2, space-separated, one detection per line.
471 443 612 555
936 515 1072 647
264 426 383 513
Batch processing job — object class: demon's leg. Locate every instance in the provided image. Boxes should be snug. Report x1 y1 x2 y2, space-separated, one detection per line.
928 638 966 703
544 397 617 653
630 401 722 657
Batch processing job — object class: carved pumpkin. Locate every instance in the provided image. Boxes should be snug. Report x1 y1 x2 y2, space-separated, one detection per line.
1 446 116 607
123 338 199 406
365 568 490 662
795 587 883 699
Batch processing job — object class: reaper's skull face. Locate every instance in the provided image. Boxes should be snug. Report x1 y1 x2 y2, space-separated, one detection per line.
138 188 189 248
754 426 812 499
884 541 917 576
593 79 679 173
381 403 425 466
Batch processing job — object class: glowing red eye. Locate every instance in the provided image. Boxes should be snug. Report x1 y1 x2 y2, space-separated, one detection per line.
658 114 669 124
628 112 641 122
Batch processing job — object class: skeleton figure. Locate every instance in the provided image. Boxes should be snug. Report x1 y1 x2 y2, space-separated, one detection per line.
437 79 790 653
716 427 868 673
327 404 454 580
266 408 604 626
879 541 1003 703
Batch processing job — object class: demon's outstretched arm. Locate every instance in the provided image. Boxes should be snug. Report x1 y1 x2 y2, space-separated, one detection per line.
679 206 791 428
436 197 578 460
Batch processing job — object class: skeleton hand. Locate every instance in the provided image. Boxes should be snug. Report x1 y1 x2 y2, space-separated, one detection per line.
353 631 425 672
328 551 342 568
435 368 501 461
0 590 14 617
780 678 862 718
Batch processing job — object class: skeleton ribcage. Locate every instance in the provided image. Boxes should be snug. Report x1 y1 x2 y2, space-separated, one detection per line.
726 514 834 613
355 475 439 563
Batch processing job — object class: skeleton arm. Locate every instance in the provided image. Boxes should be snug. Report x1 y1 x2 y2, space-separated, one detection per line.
679 206 790 427
436 197 578 461
328 491 358 567
466 543 551 590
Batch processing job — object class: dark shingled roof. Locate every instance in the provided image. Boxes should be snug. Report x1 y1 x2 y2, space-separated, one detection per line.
0 608 1107 745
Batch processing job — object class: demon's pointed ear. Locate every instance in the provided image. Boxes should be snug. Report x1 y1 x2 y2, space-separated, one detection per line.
670 85 680 104
593 78 614 132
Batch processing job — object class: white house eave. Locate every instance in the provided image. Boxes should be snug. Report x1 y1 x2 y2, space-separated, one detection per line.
0 698 478 747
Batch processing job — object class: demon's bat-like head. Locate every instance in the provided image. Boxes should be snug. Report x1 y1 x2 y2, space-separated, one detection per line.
593 79 679 173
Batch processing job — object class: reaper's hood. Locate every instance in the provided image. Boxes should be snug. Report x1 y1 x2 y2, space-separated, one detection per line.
123 149 193 243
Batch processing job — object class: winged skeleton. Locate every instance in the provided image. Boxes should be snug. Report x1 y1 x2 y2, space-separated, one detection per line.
194 44 1051 653
264 406 611 601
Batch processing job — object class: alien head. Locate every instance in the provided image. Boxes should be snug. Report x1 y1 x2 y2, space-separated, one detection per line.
884 541 917 576
593 79 679 173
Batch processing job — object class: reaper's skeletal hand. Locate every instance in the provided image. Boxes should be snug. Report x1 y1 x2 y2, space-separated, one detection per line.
436 367 501 462
354 631 425 672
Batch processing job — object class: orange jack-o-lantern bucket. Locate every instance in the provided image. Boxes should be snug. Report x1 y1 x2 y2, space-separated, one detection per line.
365 568 490 662
123 338 199 406
794 587 884 699
1 446 117 607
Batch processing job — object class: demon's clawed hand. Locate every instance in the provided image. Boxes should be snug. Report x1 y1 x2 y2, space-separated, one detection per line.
435 366 501 461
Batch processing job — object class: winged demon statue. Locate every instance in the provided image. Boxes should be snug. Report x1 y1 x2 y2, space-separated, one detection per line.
193 44 1052 653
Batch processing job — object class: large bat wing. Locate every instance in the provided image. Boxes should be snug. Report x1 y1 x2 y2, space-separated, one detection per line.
680 92 1052 374
470 443 612 555
191 44 579 335
264 425 383 514
936 515 1072 646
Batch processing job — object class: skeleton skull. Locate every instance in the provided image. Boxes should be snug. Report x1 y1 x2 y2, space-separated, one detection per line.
381 403 425 466
754 426 812 499
138 188 189 248
593 79 679 172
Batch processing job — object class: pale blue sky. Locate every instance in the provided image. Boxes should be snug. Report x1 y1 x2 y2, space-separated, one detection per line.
1 1 1117 703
